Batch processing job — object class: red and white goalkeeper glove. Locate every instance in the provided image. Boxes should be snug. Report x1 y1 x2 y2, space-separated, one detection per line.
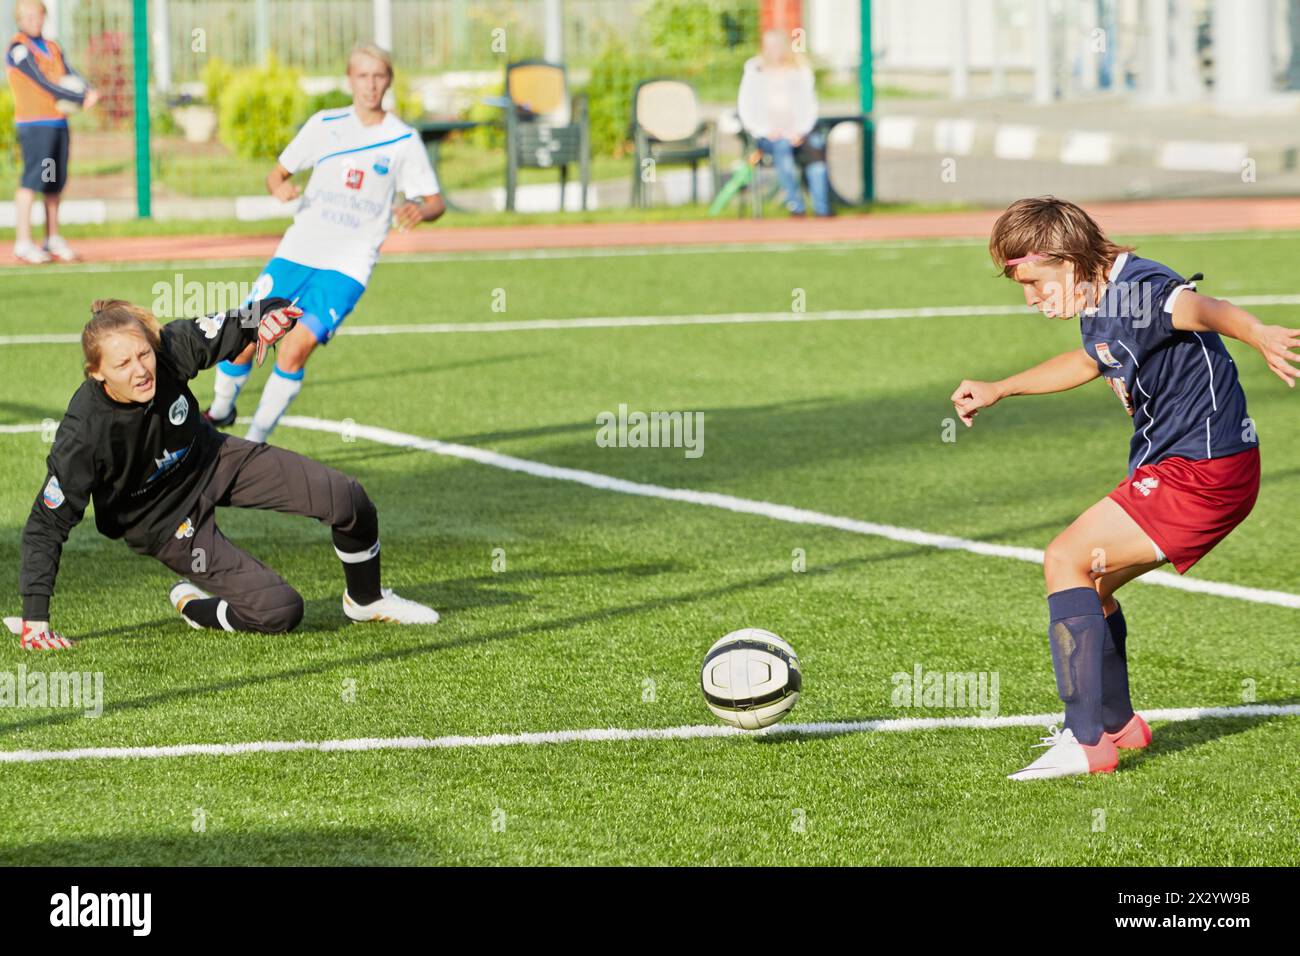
254 303 304 368
4 617 75 650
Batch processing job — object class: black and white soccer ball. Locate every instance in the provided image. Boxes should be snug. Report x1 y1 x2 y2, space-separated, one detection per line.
700 628 801 730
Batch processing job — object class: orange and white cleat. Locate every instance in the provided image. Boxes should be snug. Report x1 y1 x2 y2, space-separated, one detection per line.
343 588 440 625
1007 725 1118 781
1103 713 1152 750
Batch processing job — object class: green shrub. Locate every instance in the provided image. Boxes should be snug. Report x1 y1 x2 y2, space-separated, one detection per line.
460 82 505 152
217 56 306 160
304 89 352 117
391 73 425 122
583 34 654 158
0 86 16 164
642 0 758 100
202 56 233 109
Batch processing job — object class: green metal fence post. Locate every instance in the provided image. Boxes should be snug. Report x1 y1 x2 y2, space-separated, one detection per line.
859 0 874 204
133 0 151 218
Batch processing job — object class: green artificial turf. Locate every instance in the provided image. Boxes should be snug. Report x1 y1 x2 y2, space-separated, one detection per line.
0 230 1296 864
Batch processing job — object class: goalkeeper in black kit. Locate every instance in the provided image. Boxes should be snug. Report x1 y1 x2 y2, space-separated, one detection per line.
14 297 439 650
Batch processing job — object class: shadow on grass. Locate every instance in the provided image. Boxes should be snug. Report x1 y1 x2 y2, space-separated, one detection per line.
1121 696 1300 771
0 548 924 737
0 826 441 866
753 696 1300 763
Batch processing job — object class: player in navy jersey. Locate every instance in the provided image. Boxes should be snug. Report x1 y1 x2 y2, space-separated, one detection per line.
950 197 1299 780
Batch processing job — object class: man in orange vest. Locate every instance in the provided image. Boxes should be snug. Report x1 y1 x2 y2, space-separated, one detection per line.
5 0 99 264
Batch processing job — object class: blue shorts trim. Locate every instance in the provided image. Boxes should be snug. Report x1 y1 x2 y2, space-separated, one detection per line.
248 257 366 344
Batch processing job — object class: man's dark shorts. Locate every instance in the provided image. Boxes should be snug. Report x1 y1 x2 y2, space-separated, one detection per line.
17 123 69 193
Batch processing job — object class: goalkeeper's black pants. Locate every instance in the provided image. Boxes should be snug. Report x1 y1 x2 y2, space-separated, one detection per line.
148 434 379 633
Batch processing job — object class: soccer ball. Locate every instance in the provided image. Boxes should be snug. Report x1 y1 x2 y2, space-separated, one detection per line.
54 75 87 114
700 628 801 730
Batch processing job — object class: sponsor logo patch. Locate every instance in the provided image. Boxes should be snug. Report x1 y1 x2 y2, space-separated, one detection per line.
42 476 64 509
1095 342 1123 368
1131 477 1160 497
195 312 226 340
345 167 364 190
175 517 195 539
168 395 189 426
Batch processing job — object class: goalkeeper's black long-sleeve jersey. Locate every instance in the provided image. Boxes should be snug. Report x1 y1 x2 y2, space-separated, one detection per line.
19 300 293 620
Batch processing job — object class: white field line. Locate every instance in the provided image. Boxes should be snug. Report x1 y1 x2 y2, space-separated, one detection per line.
4 225 1300 278
4 414 1299 610
1 703 1295 764
2 294 1299 346
275 416 1300 610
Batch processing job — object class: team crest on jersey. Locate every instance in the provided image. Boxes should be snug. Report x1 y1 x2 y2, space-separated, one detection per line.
372 155 391 175
195 312 226 340
175 517 195 540
168 395 189 426
345 167 365 190
42 476 64 509
1095 342 1123 368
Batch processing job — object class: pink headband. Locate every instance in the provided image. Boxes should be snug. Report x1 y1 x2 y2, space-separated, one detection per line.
1004 252 1050 267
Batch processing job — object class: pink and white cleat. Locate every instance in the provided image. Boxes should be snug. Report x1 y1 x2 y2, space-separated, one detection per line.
1008 725 1118 781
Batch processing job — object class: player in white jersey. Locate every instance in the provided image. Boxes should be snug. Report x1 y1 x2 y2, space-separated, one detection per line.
204 43 445 442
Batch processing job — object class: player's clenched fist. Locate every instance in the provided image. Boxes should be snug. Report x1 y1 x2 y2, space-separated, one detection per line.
950 379 1002 427
254 302 304 368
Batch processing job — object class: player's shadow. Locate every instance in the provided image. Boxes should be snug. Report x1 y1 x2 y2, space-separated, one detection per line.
1119 696 1300 770
297 560 684 626
0 548 927 735
309 350 543 392
754 696 1300 754
0 826 443 866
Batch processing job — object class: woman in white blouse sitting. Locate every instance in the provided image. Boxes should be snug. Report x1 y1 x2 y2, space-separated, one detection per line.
737 28 831 217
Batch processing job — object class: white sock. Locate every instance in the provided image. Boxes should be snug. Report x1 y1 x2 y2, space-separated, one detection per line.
245 365 303 443
210 361 252 419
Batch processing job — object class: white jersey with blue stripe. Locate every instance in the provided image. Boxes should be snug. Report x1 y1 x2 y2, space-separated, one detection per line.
273 107 439 286
1081 252 1256 476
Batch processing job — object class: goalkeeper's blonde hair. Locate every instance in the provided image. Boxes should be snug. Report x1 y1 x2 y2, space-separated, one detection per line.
82 300 162 379
348 42 393 77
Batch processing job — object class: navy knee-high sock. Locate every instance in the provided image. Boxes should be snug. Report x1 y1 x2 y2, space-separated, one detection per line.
1046 587 1107 746
1101 603 1135 733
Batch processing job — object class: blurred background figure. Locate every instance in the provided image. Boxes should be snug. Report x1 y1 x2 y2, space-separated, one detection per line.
738 26 830 217
5 0 97 263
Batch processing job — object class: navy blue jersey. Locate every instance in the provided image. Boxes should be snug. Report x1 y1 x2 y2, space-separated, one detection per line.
1081 253 1256 475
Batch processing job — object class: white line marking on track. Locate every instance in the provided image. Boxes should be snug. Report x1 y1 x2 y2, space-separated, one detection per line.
275 416 1300 610
1 704 1294 764
0 227 1298 277
3 295 1299 345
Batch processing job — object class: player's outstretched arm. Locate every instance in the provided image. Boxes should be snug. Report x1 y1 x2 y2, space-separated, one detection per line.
159 299 301 379
1171 291 1300 388
951 348 1099 427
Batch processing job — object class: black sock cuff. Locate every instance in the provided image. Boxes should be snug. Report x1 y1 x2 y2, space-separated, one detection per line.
1048 586 1103 621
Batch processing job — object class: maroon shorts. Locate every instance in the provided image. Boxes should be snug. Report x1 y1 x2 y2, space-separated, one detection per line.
1108 447 1260 573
